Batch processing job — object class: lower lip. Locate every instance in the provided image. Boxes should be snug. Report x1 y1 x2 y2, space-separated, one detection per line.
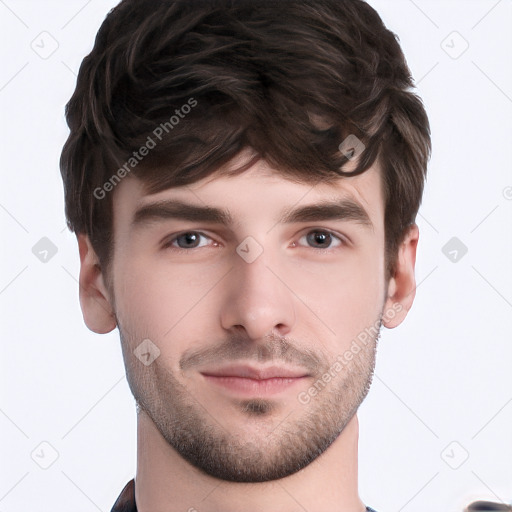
202 375 308 396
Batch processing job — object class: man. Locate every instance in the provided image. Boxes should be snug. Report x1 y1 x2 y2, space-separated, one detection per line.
60 0 431 510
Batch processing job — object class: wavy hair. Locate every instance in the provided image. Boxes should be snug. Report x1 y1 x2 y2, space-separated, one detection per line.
60 0 431 282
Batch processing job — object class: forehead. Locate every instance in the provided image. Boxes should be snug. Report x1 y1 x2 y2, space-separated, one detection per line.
111 154 384 233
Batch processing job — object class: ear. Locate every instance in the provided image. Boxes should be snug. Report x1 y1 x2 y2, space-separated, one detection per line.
382 224 419 329
77 233 117 334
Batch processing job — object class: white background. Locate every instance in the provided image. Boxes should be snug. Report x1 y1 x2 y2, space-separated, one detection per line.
0 0 511 510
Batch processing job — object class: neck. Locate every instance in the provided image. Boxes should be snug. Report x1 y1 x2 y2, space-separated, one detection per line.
134 411 366 512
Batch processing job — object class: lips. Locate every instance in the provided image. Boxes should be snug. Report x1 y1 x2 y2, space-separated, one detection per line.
200 364 310 397
200 364 310 380
201 365 309 398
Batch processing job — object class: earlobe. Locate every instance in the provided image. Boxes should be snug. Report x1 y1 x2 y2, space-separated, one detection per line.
77 233 117 334
382 224 419 329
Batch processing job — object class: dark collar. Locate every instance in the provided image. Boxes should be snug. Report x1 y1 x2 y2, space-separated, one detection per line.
110 478 380 512
111 479 137 512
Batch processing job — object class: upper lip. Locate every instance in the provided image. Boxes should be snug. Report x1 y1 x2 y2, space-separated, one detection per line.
200 364 310 380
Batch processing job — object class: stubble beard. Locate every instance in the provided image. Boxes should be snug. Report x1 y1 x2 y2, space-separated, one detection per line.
120 322 380 483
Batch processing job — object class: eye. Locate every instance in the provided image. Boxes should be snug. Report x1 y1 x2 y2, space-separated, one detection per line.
163 231 215 250
162 229 345 252
296 229 345 250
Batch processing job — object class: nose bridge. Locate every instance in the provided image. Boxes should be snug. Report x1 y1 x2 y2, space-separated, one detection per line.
220 241 296 340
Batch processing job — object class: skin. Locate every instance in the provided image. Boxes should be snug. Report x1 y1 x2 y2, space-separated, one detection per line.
77 149 418 512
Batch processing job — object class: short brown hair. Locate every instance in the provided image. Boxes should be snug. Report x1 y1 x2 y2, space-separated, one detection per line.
60 0 431 283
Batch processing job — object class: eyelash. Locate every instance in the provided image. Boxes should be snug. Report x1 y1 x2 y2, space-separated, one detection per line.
161 229 347 252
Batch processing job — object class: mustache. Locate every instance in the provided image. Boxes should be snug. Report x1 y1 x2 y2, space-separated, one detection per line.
179 333 326 375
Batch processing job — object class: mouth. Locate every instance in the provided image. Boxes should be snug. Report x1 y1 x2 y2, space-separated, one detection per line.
200 364 310 397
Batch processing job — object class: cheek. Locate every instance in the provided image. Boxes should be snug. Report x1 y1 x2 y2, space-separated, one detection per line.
287 243 386 346
112 255 224 345
343 247 386 338
112 233 386 357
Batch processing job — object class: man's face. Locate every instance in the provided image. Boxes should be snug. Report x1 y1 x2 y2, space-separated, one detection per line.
104 153 391 482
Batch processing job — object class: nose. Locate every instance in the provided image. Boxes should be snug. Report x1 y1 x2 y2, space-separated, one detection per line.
219 246 296 341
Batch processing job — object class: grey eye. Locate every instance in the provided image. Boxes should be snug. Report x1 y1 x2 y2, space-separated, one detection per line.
300 230 343 249
174 232 204 249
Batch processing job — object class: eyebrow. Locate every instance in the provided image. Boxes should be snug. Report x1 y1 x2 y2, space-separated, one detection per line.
131 198 373 230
